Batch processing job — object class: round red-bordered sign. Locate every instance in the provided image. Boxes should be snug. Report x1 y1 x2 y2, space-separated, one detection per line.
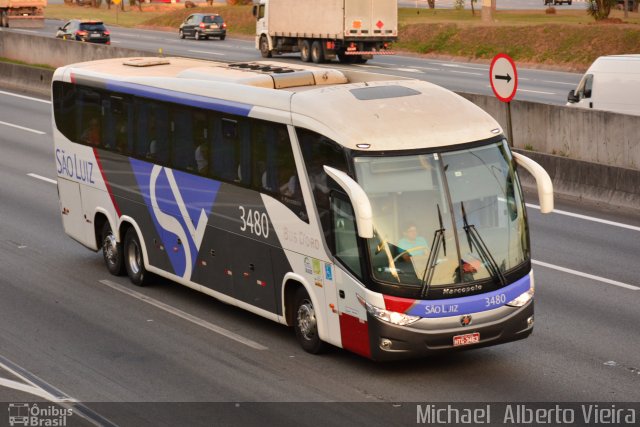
490 53 518 103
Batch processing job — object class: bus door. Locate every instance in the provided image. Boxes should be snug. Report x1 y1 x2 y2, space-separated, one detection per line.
58 178 91 246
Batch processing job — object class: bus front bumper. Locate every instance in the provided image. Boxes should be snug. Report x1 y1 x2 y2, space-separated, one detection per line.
367 301 534 361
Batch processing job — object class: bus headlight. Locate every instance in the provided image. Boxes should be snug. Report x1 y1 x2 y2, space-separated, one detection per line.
506 283 534 307
357 295 420 326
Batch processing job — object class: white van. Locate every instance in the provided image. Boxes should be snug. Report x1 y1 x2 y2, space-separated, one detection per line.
567 55 640 116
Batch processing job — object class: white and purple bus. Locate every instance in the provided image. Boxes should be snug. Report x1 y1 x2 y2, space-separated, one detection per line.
52 57 553 360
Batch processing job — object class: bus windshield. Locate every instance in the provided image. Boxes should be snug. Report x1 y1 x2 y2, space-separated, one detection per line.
353 139 529 293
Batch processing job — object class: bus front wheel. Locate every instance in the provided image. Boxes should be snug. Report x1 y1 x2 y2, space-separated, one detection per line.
293 287 326 354
124 228 150 287
102 221 125 276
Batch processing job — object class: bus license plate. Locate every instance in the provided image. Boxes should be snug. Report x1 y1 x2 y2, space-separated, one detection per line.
453 332 480 347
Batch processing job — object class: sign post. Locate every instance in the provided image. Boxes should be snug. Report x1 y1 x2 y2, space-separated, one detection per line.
113 0 122 25
489 53 518 147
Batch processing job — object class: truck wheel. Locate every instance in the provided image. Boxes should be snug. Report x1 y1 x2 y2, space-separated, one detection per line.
1 12 8 28
124 228 150 287
179 29 185 39
195 31 201 41
260 35 272 58
355 56 368 64
311 40 324 64
293 287 326 354
300 40 311 63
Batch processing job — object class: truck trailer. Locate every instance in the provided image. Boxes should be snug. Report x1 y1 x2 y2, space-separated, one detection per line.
253 0 397 64
0 0 46 28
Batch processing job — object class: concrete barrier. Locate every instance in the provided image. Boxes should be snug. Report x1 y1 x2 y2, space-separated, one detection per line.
1 31 638 210
0 30 152 69
0 61 53 97
514 149 640 213
459 93 640 172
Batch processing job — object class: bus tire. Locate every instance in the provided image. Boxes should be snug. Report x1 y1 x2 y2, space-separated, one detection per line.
102 221 125 276
259 35 271 58
124 228 150 287
300 40 311 63
311 40 324 64
293 287 326 354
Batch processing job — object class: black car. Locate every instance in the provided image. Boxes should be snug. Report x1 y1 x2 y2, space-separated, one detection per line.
56 20 110 44
179 13 226 41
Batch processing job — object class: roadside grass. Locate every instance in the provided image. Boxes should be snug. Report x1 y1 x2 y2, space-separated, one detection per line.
0 56 54 69
45 4 640 70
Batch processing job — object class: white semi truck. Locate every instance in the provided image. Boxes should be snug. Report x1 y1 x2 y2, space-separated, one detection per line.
253 0 397 64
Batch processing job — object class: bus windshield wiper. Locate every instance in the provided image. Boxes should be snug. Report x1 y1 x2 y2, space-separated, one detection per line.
420 204 446 298
460 201 507 288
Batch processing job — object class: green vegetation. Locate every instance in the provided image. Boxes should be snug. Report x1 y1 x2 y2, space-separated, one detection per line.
0 57 54 70
45 4 640 71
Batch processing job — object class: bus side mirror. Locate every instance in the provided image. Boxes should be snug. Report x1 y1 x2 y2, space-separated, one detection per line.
567 89 579 103
512 152 554 214
252 5 257 17
324 166 373 238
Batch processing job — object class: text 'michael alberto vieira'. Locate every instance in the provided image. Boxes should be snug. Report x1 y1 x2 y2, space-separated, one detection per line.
416 403 637 425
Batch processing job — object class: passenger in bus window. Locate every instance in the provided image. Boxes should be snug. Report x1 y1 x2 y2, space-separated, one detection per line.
146 118 158 159
195 139 210 175
80 118 101 146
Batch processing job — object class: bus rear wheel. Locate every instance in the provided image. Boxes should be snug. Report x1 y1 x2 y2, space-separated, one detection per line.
293 288 326 354
124 228 150 287
102 221 124 276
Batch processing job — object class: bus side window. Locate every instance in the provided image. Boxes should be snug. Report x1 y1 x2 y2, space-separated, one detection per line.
298 128 349 243
146 102 170 165
171 107 195 172
212 118 240 181
76 87 103 147
103 95 130 154
53 82 77 142
331 194 363 280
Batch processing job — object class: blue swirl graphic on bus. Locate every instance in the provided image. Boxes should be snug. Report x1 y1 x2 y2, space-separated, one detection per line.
130 159 220 279
406 275 531 318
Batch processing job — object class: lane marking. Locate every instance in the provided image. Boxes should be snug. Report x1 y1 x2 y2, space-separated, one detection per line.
0 120 46 135
0 89 51 104
526 203 640 232
451 70 483 76
532 260 640 291
98 280 269 350
395 68 423 73
27 173 57 185
188 49 225 56
518 89 556 95
0 377 62 401
0 355 116 426
541 80 577 86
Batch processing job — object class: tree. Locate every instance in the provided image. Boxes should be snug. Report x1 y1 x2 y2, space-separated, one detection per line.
586 0 617 21
427 0 436 9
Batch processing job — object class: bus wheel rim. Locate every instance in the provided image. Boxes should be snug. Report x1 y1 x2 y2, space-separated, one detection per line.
128 240 141 275
103 234 118 266
297 299 317 340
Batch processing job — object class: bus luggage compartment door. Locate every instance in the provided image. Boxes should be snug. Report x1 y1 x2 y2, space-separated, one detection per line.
230 236 277 313
57 178 91 246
